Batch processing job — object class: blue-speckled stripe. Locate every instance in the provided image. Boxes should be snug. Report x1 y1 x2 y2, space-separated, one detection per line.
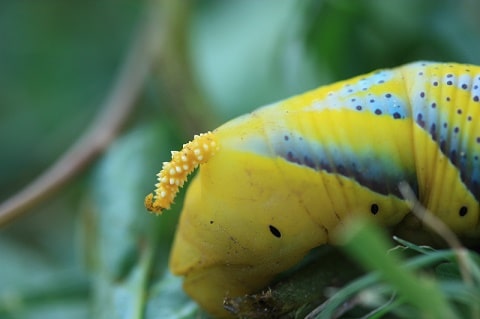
269 130 418 198
406 62 480 201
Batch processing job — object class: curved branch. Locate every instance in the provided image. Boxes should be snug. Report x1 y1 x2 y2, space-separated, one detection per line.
0 1 163 226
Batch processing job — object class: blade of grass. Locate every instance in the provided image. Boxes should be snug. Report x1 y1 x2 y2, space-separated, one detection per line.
337 218 458 319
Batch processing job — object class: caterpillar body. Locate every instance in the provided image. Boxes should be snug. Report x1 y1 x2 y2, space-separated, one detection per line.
145 61 480 318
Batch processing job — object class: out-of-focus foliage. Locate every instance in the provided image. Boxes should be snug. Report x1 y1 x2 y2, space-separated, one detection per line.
1 0 479 318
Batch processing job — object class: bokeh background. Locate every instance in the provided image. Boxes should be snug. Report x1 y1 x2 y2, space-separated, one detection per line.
1 1 480 318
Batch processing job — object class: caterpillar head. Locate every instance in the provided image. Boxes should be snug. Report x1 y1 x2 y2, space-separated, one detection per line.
144 131 219 214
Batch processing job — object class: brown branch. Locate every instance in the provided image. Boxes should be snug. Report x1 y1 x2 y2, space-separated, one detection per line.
0 1 163 226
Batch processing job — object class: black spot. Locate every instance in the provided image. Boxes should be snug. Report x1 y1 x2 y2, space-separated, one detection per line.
393 112 401 119
420 92 425 98
447 81 453 85
431 102 437 109
356 105 363 110
375 109 382 115
385 93 392 98
210 220 214 224
284 135 289 141
476 137 480 144
454 127 459 133
457 109 462 114
474 96 479 102
433 81 439 86
459 206 468 217
370 204 379 215
461 84 468 90
447 73 453 78
446 97 451 101
468 116 472 121
269 225 281 238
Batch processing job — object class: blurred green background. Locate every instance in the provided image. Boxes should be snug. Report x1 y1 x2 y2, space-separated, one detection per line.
1 0 479 318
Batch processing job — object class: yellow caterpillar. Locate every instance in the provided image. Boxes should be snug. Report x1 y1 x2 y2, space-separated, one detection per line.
145 61 480 318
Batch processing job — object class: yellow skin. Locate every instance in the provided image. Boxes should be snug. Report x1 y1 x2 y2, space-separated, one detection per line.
145 62 480 318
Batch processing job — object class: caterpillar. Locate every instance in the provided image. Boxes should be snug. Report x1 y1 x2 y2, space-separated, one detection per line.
145 61 480 318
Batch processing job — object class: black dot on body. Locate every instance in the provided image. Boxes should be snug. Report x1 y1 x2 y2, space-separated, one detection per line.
210 220 214 224
269 225 282 238
459 206 468 217
370 204 379 215
375 109 382 115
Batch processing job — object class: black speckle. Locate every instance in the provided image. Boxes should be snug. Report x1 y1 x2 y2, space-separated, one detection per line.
446 97 451 102
269 225 281 238
284 135 289 141
468 116 472 121
370 99 375 103
474 96 479 102
431 102 437 109
433 81 439 86
210 220 214 224
416 113 425 128
459 206 468 217
356 105 363 111
454 127 459 133
420 92 425 98
440 140 446 152
447 81 453 85
447 74 453 78
393 112 401 119
450 150 457 165
385 93 392 98
457 109 462 114
371 204 379 215
461 84 468 90
430 123 437 140
375 109 382 115
476 137 480 144
304 156 315 169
